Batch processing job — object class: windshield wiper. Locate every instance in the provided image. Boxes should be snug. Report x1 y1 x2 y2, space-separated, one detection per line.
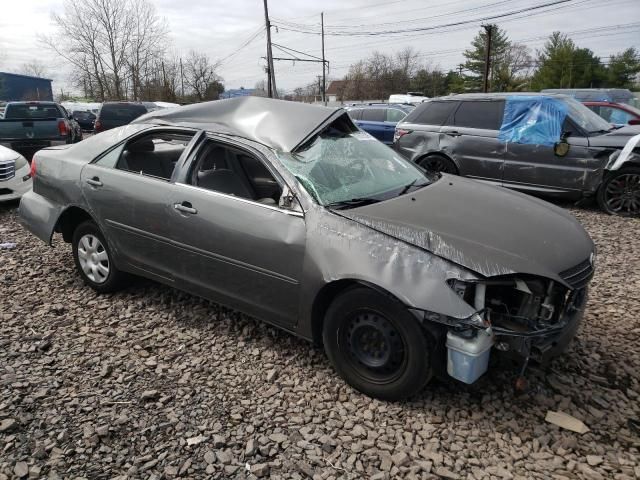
325 197 381 210
398 178 430 196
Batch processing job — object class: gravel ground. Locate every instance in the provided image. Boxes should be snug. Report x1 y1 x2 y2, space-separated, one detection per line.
1 200 639 480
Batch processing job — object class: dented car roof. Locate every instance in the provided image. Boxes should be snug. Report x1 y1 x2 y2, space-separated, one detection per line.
132 97 344 152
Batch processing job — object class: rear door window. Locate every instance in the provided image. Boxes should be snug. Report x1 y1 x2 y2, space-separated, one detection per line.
360 109 385 122
100 104 147 122
453 101 505 130
347 108 363 120
4 104 62 120
386 108 407 123
599 106 635 124
405 101 457 126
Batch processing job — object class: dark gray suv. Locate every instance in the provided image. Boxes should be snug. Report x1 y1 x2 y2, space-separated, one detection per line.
394 93 640 216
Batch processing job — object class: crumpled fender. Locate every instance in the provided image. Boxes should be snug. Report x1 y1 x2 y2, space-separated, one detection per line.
18 190 65 245
606 133 640 171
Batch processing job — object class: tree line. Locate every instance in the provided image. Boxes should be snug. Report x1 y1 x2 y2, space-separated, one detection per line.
43 0 224 103
328 26 640 101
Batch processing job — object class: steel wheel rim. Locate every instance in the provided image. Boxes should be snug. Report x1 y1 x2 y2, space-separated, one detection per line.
420 156 453 174
341 310 406 384
77 234 110 284
605 173 640 215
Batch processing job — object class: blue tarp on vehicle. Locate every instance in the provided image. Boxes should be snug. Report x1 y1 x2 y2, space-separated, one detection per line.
498 96 568 146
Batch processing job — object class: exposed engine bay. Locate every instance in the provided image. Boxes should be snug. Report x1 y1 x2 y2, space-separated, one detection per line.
420 274 591 384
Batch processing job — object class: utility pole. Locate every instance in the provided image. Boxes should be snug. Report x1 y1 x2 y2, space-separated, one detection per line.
317 76 322 103
321 12 326 105
458 64 464 76
263 0 277 98
179 58 185 100
482 24 494 93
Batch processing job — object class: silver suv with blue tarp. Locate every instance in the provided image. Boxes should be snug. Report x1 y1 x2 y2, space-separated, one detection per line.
394 92 640 216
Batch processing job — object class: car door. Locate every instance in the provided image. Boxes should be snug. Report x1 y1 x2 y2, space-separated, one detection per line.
440 100 506 184
80 128 197 281
168 138 306 328
502 118 600 195
358 108 387 142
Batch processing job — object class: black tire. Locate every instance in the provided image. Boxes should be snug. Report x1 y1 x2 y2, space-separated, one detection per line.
71 220 129 293
418 154 458 175
597 167 640 217
323 287 433 400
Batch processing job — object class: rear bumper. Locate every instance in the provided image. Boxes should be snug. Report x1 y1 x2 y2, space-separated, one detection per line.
0 165 32 201
17 190 64 245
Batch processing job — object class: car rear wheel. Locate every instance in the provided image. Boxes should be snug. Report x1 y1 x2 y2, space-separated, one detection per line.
418 154 458 175
323 287 432 400
72 220 129 293
597 167 640 216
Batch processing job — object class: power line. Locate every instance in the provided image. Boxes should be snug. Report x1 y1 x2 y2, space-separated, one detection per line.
216 27 265 67
272 0 577 36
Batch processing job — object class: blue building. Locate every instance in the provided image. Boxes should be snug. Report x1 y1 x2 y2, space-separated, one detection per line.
0 72 54 101
219 88 255 99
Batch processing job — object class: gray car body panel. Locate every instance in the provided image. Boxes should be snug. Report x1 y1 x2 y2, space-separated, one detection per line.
19 98 594 346
132 97 344 153
396 93 640 197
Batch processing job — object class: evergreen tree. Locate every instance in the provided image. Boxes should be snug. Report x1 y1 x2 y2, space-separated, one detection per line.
531 32 605 89
606 48 640 88
462 26 511 91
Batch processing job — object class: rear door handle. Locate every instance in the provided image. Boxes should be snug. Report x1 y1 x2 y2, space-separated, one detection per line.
174 202 197 215
446 131 462 137
86 177 103 187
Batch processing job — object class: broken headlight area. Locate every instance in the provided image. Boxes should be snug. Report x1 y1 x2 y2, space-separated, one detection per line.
419 276 588 384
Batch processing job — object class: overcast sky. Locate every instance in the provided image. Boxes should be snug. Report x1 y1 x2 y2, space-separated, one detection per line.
0 0 638 95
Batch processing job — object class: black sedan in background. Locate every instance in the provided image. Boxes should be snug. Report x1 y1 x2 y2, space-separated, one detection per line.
72 110 96 131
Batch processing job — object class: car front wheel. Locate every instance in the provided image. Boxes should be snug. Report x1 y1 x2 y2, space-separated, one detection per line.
72 220 129 293
418 154 458 175
323 287 433 400
597 167 640 216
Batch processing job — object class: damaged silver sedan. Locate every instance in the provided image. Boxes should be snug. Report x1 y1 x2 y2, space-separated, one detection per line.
19 97 596 400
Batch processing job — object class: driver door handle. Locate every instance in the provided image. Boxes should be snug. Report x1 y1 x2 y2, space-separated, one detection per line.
86 177 103 187
174 201 197 215
446 130 462 137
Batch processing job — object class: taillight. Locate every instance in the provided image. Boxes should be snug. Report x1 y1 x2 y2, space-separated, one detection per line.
30 157 37 177
58 119 69 136
394 128 412 143
94 119 102 132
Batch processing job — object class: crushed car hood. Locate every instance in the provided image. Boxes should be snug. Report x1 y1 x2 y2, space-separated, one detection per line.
132 97 344 152
338 175 594 282
588 125 640 148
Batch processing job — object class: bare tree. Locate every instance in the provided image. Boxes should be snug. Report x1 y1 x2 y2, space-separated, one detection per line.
343 61 368 101
493 43 534 91
127 0 169 100
44 0 168 101
183 50 221 101
21 60 49 78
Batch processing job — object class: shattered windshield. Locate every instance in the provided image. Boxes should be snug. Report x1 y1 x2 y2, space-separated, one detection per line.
562 97 612 133
278 116 432 207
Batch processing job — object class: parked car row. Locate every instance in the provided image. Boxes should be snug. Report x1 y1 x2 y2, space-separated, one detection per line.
66 101 181 133
19 97 597 400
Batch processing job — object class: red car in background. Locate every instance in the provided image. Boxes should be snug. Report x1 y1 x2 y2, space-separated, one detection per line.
583 101 640 126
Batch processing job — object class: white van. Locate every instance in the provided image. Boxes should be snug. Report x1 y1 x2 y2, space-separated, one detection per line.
389 93 430 104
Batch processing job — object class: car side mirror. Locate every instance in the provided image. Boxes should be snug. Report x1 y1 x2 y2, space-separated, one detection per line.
629 118 640 126
279 186 303 213
554 131 571 157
